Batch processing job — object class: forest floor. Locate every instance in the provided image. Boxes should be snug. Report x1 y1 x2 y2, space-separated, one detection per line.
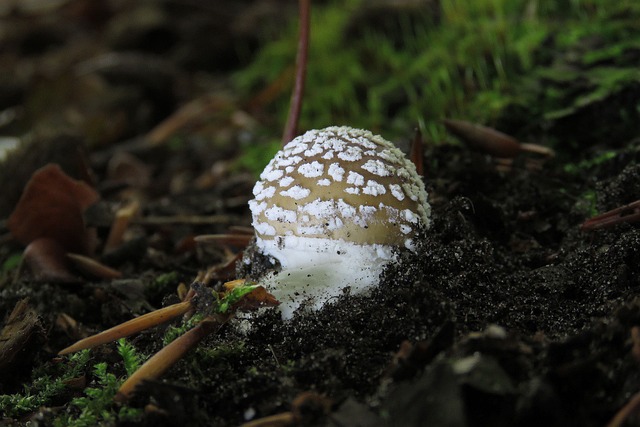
1 1 640 427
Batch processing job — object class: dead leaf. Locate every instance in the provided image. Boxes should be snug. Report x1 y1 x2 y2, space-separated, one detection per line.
8 163 99 254
235 285 280 311
23 238 80 283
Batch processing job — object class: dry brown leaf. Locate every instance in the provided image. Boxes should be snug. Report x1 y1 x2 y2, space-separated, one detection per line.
221 280 279 311
235 285 280 311
23 238 80 283
8 163 99 254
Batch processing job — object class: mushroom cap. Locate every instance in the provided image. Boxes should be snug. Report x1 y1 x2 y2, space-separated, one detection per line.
249 126 430 261
248 126 431 318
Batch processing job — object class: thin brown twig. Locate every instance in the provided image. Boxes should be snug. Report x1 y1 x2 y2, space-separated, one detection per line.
607 391 640 427
115 318 221 401
282 0 311 145
581 200 640 231
58 301 193 355
240 412 296 427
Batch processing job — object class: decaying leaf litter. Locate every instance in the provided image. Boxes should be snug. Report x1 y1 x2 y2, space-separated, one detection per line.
1 1 640 426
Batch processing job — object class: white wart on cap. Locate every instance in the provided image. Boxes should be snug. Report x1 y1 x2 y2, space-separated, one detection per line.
249 126 431 318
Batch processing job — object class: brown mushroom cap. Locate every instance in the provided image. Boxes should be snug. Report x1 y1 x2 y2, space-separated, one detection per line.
249 127 430 253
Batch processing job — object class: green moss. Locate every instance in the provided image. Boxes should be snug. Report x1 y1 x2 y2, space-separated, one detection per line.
234 0 637 145
231 137 282 177
563 150 617 174
117 338 146 377
0 350 91 418
52 340 146 426
163 313 206 346
53 362 142 427
580 189 599 218
146 271 181 301
1 253 21 273
194 341 246 364
0 339 146 424
543 67 640 121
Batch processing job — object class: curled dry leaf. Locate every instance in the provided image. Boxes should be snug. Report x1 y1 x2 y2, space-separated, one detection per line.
232 285 279 311
62 375 87 390
222 279 279 311
23 238 80 283
8 163 99 255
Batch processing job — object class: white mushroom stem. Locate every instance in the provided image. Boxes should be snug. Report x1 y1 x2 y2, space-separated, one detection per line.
257 236 395 319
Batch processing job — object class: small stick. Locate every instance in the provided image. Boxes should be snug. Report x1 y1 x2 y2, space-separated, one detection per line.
58 301 193 355
443 119 555 158
240 412 296 427
104 200 140 252
115 318 220 401
581 200 640 231
67 253 122 280
606 391 640 427
282 0 311 144
520 142 555 157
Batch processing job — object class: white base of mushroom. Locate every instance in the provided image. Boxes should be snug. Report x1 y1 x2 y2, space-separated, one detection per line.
256 236 396 319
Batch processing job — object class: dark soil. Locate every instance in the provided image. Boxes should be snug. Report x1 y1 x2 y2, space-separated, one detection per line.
1 2 640 427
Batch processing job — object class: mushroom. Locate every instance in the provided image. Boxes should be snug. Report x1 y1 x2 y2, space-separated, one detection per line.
248 126 431 318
